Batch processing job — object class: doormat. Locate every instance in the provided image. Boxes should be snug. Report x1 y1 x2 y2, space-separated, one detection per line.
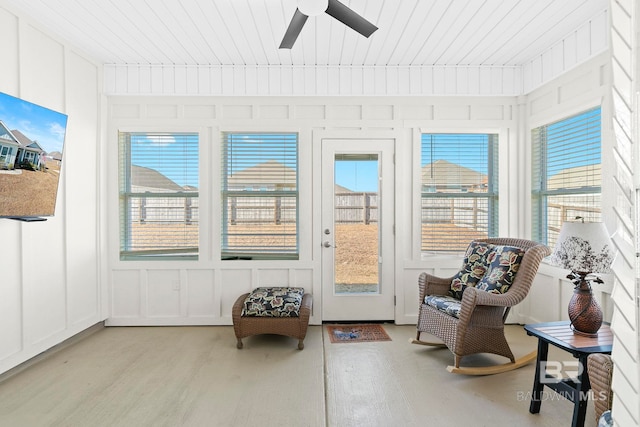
326 324 392 343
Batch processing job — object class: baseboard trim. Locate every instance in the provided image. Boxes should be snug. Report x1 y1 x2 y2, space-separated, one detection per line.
0 322 105 384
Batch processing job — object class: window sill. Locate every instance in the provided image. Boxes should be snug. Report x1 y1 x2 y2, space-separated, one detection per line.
120 254 199 261
221 253 299 261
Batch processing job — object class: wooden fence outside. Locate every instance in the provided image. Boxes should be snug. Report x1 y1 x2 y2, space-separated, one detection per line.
545 202 601 246
421 197 488 231
227 196 297 225
132 195 600 236
133 196 198 224
225 192 379 225
334 192 378 224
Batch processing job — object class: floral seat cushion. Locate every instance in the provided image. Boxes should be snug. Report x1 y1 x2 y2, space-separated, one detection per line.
424 295 462 318
241 287 304 317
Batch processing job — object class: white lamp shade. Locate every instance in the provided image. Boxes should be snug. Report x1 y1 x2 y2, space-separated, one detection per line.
548 221 614 274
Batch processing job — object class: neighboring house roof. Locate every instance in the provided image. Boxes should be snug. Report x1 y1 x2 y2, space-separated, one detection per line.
131 165 184 192
11 129 44 153
48 151 63 161
421 159 487 189
227 160 296 188
0 120 20 146
547 163 602 190
335 184 353 193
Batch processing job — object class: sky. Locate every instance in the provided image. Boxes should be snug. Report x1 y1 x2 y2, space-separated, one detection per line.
421 133 493 174
128 133 488 193
0 92 68 153
128 116 600 192
545 107 601 176
335 160 378 192
335 135 494 192
130 133 199 188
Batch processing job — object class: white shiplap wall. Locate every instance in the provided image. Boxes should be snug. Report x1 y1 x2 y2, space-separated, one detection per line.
104 65 522 96
609 0 640 424
102 9 608 97
0 6 104 375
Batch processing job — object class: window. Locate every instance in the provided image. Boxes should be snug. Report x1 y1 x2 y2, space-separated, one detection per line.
0 146 12 162
221 132 298 260
421 133 499 252
532 107 602 247
119 132 199 260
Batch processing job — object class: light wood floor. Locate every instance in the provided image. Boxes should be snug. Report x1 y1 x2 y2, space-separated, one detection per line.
0 324 597 427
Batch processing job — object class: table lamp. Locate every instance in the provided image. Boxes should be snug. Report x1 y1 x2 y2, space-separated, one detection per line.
548 219 615 336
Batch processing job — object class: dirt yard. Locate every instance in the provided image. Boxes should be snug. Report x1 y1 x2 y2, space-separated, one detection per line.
335 223 379 285
334 222 487 285
421 223 487 252
0 166 60 216
126 221 484 287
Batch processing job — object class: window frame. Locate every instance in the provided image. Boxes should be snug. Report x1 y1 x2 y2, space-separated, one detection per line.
531 106 602 247
118 131 200 261
419 132 499 254
220 131 299 261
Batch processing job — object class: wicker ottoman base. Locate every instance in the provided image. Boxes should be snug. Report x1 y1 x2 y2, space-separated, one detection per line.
232 289 312 350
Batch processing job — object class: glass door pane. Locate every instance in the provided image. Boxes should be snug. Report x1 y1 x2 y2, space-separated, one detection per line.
334 154 379 294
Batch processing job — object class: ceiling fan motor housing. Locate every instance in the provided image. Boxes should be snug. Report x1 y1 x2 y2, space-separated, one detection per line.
298 0 329 16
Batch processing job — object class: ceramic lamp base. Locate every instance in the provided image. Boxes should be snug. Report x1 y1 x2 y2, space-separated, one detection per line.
568 282 603 336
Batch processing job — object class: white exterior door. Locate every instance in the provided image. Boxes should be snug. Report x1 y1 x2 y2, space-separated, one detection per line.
321 139 395 321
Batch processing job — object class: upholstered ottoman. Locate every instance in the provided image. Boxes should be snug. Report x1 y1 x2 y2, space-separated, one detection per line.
232 287 312 350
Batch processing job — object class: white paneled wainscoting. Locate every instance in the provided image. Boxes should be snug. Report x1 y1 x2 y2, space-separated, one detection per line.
108 268 313 326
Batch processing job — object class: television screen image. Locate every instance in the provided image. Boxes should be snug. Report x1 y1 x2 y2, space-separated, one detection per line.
0 92 68 219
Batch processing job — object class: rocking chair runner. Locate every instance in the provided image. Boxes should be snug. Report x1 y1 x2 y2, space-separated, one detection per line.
412 238 551 375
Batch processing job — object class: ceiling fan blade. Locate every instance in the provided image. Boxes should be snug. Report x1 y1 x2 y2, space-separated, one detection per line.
325 0 377 38
279 8 309 49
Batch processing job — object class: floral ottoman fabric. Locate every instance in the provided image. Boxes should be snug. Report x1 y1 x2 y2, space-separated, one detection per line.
241 287 304 317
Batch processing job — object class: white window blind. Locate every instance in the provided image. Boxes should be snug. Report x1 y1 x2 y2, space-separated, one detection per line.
221 132 298 260
532 107 601 247
119 132 199 259
421 133 499 252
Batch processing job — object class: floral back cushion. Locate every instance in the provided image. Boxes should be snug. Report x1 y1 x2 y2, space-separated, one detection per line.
475 245 525 294
242 287 304 317
448 242 494 299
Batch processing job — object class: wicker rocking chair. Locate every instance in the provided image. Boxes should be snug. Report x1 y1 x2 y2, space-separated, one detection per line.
587 353 614 426
412 238 551 375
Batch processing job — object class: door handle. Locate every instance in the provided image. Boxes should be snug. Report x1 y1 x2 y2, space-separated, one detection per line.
323 241 336 248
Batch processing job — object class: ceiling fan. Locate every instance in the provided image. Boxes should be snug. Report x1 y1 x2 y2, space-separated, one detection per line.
279 0 378 49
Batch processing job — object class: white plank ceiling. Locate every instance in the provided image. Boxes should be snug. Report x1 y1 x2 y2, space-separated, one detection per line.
2 0 607 68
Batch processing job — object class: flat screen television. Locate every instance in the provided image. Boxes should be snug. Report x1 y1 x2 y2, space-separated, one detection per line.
0 92 68 221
